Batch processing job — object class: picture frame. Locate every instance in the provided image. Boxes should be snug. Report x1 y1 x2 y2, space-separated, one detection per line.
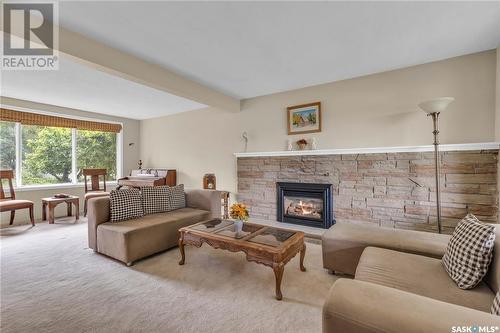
287 102 321 135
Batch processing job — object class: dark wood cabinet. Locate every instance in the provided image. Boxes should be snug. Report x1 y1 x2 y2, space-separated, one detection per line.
117 169 177 189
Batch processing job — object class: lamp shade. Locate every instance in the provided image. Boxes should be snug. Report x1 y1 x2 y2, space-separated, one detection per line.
418 97 455 114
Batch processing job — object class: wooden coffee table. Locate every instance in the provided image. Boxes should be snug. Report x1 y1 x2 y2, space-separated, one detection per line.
41 196 80 224
178 219 306 300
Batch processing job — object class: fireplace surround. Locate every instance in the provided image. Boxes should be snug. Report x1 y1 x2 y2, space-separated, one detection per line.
237 147 498 232
277 182 335 229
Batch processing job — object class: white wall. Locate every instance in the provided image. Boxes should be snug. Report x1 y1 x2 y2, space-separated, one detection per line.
0 97 141 226
141 50 497 194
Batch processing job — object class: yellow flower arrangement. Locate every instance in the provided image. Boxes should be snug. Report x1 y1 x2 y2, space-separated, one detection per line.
230 203 249 221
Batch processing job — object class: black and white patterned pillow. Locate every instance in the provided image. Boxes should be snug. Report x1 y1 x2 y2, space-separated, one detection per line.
169 184 186 210
492 292 500 316
109 188 144 222
141 186 172 214
442 214 496 289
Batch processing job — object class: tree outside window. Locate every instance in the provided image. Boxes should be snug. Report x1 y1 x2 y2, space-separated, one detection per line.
77 129 117 181
22 125 73 185
0 121 16 185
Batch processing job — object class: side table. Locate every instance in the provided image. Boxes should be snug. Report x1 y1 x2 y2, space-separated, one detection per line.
42 196 80 224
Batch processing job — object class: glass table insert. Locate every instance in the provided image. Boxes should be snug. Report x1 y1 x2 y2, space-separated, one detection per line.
215 223 264 239
247 228 296 247
188 219 298 246
190 219 234 233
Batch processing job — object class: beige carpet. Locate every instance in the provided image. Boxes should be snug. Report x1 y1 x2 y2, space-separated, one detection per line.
0 218 337 333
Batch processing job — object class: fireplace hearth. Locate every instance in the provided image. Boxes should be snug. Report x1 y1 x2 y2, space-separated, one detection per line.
277 182 334 229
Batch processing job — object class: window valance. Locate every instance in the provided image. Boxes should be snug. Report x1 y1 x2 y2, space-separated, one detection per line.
0 108 122 133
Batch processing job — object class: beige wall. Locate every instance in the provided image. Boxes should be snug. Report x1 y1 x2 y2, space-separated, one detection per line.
141 50 497 195
495 47 500 223
241 50 495 150
141 107 241 193
0 97 140 226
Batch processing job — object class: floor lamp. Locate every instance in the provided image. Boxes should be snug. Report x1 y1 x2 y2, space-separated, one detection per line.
418 97 455 234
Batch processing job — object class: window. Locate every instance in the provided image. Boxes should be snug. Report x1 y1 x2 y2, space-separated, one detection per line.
0 116 120 188
22 125 73 185
0 121 16 185
77 129 117 181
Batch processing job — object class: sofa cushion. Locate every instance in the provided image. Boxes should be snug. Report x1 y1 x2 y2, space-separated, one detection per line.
170 184 186 210
355 247 495 312
141 186 172 214
323 279 500 333
492 292 500 316
322 222 450 275
97 208 210 263
443 214 496 289
485 227 500 294
109 188 144 222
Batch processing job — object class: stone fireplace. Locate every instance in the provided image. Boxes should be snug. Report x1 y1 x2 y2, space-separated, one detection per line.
277 182 334 228
236 144 499 233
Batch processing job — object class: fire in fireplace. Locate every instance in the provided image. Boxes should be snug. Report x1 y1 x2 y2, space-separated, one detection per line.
277 182 334 229
284 196 323 220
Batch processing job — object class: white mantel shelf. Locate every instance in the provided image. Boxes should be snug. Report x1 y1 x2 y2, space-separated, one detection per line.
234 142 500 158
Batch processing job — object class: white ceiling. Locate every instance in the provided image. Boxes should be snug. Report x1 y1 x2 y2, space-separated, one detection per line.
1 56 206 119
58 1 500 99
2 1 500 119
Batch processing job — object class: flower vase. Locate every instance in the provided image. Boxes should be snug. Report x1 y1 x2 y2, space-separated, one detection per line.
298 143 307 150
234 219 244 233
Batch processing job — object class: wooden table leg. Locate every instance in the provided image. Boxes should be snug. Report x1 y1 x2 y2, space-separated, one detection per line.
42 202 47 221
178 236 186 265
48 203 55 224
74 200 79 221
273 264 284 301
67 202 72 216
29 205 35 226
9 210 15 225
300 243 306 272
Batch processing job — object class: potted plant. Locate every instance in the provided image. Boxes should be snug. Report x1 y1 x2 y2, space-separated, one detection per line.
296 139 308 150
230 203 249 233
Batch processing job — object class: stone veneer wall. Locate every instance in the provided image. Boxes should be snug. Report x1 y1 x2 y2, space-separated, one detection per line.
237 150 499 233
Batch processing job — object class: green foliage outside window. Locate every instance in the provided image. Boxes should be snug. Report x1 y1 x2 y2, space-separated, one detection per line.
77 130 117 181
0 121 16 171
0 121 16 186
22 125 72 185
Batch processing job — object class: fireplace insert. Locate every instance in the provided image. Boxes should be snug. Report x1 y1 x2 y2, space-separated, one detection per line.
276 182 334 229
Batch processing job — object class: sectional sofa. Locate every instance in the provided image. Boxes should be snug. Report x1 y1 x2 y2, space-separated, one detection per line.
322 223 500 332
87 189 222 266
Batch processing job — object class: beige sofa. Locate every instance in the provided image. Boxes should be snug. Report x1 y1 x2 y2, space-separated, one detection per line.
87 189 222 266
322 223 500 332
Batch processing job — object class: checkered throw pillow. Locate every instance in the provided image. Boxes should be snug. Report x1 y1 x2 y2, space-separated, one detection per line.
109 188 144 222
442 214 496 289
170 184 186 210
492 292 500 316
141 186 172 214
